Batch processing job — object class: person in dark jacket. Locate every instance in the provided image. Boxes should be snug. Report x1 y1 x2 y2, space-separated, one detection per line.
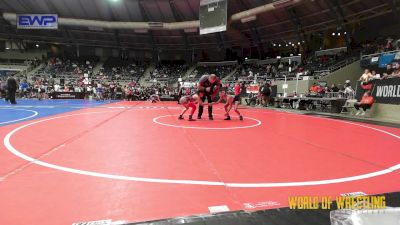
6 74 17 104
197 74 221 120
0 79 6 99
259 81 271 107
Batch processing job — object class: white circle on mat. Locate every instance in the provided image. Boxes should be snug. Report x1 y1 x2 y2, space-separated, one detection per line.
153 114 262 130
3 110 400 187
0 108 38 125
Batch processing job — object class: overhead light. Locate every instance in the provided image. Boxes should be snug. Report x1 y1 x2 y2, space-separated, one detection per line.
289 42 292 44
298 42 301 45
286 44 288 47
5 47 10 50
344 31 347 35
276 56 281 59
36 44 39 47
273 44 276 47
292 44 295 46
279 44 281 47
298 53 302 56
332 32 336 36
337 33 341 36
245 57 248 60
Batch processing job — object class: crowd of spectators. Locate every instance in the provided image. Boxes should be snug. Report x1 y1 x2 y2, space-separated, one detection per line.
231 61 301 82
0 55 189 100
0 56 166 101
361 37 400 55
306 81 355 98
150 62 186 81
188 64 236 81
2 38 399 115
2 51 364 103
43 57 98 77
358 64 400 83
229 52 358 84
102 58 146 82
233 64 272 81
100 82 177 101
0 57 41 67
1 75 178 101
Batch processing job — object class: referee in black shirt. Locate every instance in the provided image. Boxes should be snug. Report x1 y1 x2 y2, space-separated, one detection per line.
6 74 17 104
197 74 221 120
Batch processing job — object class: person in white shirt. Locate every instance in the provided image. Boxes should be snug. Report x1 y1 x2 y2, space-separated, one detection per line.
344 85 355 99
358 69 372 84
54 84 60 92
371 70 380 79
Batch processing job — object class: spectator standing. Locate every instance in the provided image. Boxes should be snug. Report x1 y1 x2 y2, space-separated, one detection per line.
344 85 355 98
240 82 247 97
177 86 183 104
185 88 191 96
19 79 29 98
6 74 18 104
309 83 318 93
96 83 104 100
234 82 241 103
344 80 352 88
54 83 61 92
358 69 373 84
259 81 271 107
0 79 4 99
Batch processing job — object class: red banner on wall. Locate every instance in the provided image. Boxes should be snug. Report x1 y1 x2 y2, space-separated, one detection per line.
246 85 259 93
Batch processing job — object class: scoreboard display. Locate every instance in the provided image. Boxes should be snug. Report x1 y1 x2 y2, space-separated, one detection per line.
199 0 228 35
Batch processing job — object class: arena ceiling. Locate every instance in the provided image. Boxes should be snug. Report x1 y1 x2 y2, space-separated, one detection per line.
0 0 396 51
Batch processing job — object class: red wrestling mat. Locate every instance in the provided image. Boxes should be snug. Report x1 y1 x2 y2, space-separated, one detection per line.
1 101 400 225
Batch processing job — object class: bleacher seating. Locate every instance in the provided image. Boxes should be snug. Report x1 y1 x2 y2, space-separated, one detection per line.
150 61 187 82
227 51 359 84
102 57 146 83
188 64 236 81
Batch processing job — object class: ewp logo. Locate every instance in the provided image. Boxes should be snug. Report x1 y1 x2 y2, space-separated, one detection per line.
17 14 58 29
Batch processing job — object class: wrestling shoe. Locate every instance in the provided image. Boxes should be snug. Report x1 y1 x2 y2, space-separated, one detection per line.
209 116 214 120
239 115 243 121
188 115 196 121
178 115 184 120
224 116 231 120
197 116 202 119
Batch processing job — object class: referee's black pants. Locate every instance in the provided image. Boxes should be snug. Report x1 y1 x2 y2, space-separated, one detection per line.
7 88 17 104
198 95 213 118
